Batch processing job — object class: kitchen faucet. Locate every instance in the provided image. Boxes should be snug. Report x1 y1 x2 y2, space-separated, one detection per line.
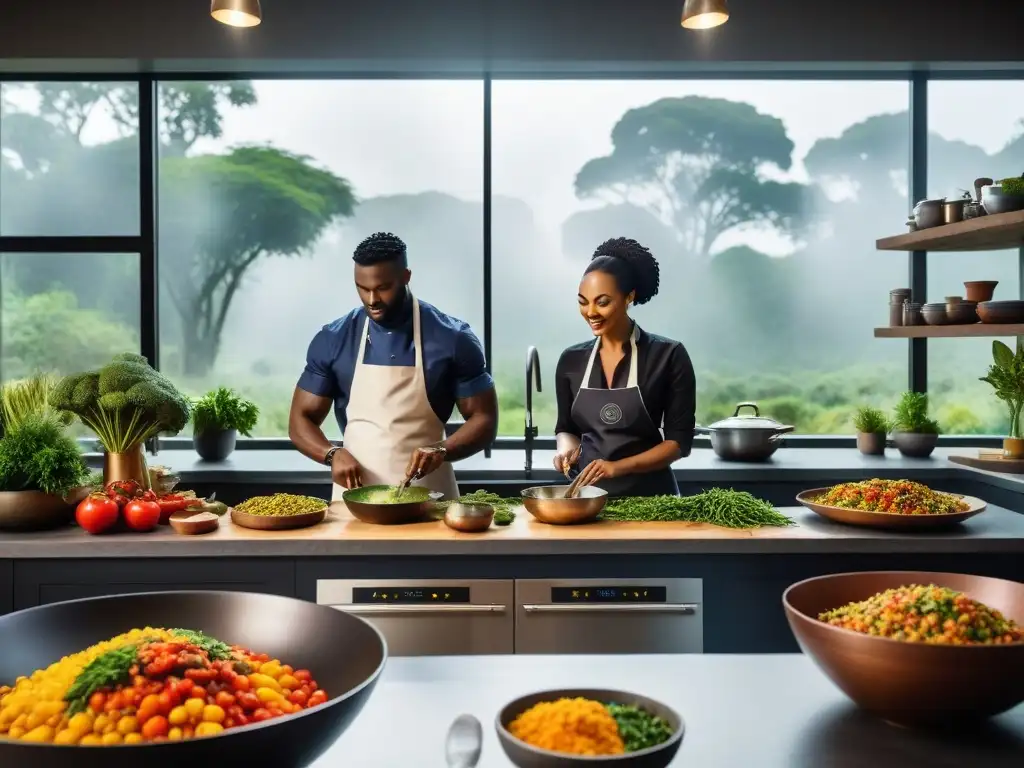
525 346 542 475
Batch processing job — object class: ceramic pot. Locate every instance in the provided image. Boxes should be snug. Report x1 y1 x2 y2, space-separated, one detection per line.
856 432 887 456
1003 437 1024 459
194 428 237 462
0 487 90 532
103 445 150 488
892 431 938 459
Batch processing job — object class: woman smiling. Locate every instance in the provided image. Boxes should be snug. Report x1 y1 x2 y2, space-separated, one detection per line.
553 237 696 497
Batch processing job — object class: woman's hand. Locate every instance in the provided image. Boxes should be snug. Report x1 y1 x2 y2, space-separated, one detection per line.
574 459 623 489
553 444 581 476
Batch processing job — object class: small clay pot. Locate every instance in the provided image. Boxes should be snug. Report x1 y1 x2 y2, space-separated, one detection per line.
856 432 887 456
193 428 237 462
892 431 938 459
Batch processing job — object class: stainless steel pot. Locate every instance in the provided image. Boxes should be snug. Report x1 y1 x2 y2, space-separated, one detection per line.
695 402 794 462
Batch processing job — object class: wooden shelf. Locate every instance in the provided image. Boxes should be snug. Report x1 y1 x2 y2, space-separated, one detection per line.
876 209 1024 252
875 324 1024 338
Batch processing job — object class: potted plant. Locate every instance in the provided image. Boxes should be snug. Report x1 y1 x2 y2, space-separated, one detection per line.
50 353 192 487
853 406 889 456
979 339 1024 458
0 412 90 531
191 387 259 462
890 391 940 458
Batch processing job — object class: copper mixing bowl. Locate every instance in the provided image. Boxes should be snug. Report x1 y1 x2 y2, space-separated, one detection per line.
783 571 1024 728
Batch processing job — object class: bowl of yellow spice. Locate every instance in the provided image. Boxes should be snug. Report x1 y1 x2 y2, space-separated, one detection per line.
496 688 683 766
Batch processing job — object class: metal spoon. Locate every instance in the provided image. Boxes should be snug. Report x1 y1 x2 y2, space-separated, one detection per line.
445 713 482 768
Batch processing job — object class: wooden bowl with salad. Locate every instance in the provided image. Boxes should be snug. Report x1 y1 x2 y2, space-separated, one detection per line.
796 478 986 531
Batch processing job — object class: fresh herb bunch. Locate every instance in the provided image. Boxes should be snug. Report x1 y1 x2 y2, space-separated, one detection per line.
998 176 1024 196
853 406 889 435
50 353 191 453
980 340 1024 439
65 644 138 714
448 490 517 525
605 703 674 752
169 628 234 660
602 489 794 529
0 373 71 432
891 391 940 435
191 387 259 437
0 413 89 496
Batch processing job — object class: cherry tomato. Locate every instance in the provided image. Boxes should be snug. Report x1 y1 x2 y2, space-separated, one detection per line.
76 494 120 535
288 689 308 706
215 691 236 709
219 666 237 683
237 692 260 712
123 499 161 532
279 665 294 677
141 715 169 740
138 694 162 723
307 690 327 708
104 692 124 712
292 669 312 683
235 713 250 726
189 687 207 700
185 668 218 684
174 679 194 698
231 675 251 693
224 717 236 729
157 691 177 713
251 708 272 723
89 692 107 713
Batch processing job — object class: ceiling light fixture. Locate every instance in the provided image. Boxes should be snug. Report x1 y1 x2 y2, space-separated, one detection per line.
681 0 729 30
211 0 262 28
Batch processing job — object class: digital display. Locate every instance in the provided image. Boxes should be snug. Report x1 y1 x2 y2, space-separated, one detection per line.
352 587 470 604
551 586 667 603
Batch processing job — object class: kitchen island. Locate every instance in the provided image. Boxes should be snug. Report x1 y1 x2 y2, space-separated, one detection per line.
318 654 1024 766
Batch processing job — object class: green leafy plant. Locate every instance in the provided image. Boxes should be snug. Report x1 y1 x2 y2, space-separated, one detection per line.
891 391 940 435
0 373 72 432
853 406 889 434
49 353 191 453
0 413 90 497
191 387 259 436
980 339 1024 438
997 176 1024 196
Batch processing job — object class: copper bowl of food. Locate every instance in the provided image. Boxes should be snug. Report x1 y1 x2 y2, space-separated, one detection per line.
520 486 607 525
783 571 1024 728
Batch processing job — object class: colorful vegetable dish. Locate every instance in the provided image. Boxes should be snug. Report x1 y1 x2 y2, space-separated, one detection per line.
0 628 327 745
817 479 969 516
234 493 326 517
819 584 1023 645
508 697 673 756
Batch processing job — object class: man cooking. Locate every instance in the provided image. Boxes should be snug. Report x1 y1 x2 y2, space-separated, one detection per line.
288 232 498 502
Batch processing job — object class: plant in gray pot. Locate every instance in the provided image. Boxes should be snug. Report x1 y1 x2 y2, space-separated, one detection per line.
191 387 259 462
890 391 940 459
853 406 889 456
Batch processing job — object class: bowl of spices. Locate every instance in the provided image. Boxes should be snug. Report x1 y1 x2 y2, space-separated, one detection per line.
496 688 684 766
230 493 328 530
783 571 1024 728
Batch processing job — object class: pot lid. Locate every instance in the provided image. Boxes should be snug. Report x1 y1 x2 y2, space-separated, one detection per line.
707 402 791 430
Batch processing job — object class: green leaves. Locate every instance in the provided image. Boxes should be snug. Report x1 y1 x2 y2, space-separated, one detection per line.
605 703 674 752
65 644 138 715
853 406 889 434
993 340 1015 369
980 340 1024 437
892 392 940 435
191 387 259 437
0 413 89 496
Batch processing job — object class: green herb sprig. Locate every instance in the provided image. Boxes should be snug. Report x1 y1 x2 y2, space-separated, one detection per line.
169 628 234 660
64 644 138 715
601 489 794 529
605 703 674 752
191 387 259 437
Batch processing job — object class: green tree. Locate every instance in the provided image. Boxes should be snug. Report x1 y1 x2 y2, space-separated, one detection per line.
573 96 811 261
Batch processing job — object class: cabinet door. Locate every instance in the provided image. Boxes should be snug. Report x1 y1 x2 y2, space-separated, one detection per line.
0 560 11 617
13 558 295 610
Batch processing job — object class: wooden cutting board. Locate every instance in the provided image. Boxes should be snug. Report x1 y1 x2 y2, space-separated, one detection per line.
949 450 1024 474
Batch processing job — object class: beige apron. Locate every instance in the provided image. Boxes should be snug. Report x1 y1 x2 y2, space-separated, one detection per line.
331 296 460 502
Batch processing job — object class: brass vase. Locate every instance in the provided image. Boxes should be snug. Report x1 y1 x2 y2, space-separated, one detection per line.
103 444 150 489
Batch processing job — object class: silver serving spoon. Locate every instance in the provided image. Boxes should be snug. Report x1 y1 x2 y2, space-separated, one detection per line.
445 713 482 768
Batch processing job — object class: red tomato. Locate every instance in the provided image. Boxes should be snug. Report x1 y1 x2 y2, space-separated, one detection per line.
307 690 327 708
251 708 272 722
88 692 106 713
141 715 169 740
76 494 120 535
237 692 260 712
215 691 236 709
231 675 250 693
124 499 161 532
174 679 195 698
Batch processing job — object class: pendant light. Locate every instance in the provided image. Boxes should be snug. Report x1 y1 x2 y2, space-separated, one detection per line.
681 0 729 30
211 0 262 28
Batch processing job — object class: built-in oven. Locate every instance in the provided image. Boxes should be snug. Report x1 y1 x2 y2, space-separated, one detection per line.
315 578 514 656
515 578 703 654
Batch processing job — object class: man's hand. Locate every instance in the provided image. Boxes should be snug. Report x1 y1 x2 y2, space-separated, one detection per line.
331 448 363 489
573 459 622 489
553 445 581 475
405 445 447 482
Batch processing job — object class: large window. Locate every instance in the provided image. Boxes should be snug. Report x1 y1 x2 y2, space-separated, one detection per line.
491 81 910 436
927 81 1024 434
154 80 484 438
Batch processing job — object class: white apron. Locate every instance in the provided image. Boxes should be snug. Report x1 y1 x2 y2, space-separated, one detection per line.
331 296 460 502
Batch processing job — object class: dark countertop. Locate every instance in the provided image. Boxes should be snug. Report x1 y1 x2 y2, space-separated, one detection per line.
147 446 1024 492
2 503 1023 558
315 654 1024 767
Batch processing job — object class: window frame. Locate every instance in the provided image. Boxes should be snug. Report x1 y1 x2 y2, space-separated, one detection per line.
1 68 1021 452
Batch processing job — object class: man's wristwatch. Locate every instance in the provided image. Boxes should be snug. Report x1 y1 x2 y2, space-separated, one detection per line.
323 446 340 466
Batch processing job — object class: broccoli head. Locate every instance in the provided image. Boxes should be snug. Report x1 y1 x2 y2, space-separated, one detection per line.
52 355 191 452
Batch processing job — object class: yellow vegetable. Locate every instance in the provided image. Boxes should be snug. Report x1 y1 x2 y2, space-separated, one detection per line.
184 697 205 720
53 728 80 745
117 715 140 735
509 697 625 757
123 732 143 744
247 673 281 692
79 733 103 746
93 714 111 734
201 704 225 724
258 661 282 678
168 726 184 741
21 724 56 742
256 687 285 704
101 731 122 745
277 674 300 690
195 721 224 738
67 712 93 734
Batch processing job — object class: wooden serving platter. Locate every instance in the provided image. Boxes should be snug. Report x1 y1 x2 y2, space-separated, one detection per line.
231 506 327 531
949 451 1024 475
796 488 987 531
